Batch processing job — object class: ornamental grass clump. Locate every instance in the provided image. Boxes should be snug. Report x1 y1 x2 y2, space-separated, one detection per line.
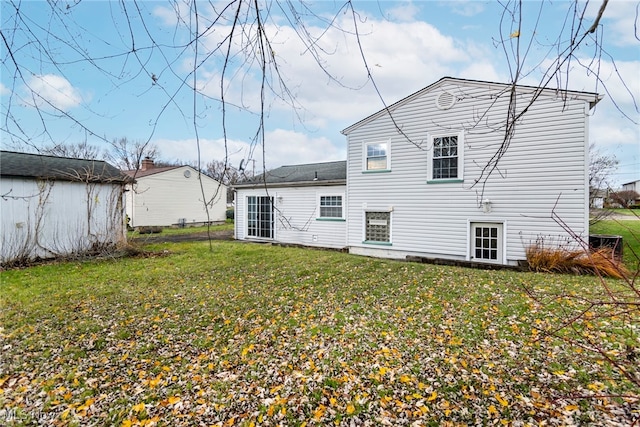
526 243 629 279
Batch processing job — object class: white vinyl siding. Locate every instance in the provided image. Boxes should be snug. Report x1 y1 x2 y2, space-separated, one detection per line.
1 178 125 263
235 185 347 249
345 79 593 265
126 166 227 227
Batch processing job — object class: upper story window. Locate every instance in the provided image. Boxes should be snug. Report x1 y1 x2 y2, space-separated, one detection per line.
365 141 390 171
318 195 344 219
428 132 464 182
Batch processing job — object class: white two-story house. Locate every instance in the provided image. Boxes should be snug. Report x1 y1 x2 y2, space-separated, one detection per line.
235 77 601 266
342 77 601 265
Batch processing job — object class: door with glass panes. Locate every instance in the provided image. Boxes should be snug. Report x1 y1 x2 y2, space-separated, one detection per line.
471 223 503 263
247 196 274 239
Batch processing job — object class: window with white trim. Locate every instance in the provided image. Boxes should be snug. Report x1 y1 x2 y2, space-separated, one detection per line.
365 211 391 243
428 132 463 181
318 195 344 219
365 141 389 171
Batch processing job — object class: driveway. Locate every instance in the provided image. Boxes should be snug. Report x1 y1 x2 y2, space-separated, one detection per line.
590 209 639 221
130 229 233 244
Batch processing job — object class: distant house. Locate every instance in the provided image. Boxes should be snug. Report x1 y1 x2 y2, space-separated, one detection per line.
234 161 347 249
622 180 640 205
0 151 130 265
123 158 227 228
342 77 601 265
589 187 608 209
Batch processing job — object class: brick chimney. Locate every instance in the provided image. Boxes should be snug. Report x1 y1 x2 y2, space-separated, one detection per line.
141 157 154 171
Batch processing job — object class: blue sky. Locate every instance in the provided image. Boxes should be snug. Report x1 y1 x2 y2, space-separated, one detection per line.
1 0 638 186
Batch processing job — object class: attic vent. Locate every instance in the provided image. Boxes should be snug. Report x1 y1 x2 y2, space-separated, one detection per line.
436 91 456 110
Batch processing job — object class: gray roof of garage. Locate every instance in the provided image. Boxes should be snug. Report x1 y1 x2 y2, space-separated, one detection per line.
0 151 130 183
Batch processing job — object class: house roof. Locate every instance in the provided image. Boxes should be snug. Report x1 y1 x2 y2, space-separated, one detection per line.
122 165 181 178
341 76 603 135
234 160 346 188
0 151 131 183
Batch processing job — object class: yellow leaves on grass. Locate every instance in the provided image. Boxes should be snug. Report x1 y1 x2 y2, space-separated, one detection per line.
241 343 255 358
167 395 181 405
495 393 509 407
121 417 160 427
132 402 146 413
313 404 326 420
399 374 411 383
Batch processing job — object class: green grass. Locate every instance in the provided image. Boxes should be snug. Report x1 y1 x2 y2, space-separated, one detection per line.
591 218 640 270
1 241 638 425
127 220 233 238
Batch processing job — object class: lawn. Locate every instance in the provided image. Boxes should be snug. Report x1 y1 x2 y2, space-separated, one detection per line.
127 220 234 238
1 241 638 425
591 218 640 271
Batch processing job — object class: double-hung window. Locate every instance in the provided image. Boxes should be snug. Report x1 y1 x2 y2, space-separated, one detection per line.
318 195 344 219
428 132 464 182
365 140 390 171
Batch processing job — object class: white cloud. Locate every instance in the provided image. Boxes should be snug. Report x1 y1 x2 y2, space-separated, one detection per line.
154 137 249 168
445 1 486 17
261 14 496 125
153 129 343 171
0 83 9 96
26 74 82 110
263 129 344 166
384 2 421 22
587 0 639 47
183 6 501 131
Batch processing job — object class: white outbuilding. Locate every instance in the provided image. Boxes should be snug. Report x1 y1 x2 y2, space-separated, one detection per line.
1 151 130 265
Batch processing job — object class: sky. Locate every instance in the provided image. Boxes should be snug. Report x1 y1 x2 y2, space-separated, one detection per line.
1 0 638 186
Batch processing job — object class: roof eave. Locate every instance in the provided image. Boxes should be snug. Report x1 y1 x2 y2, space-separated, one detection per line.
233 179 346 190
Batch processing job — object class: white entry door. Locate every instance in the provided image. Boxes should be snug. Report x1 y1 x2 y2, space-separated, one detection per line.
471 223 503 263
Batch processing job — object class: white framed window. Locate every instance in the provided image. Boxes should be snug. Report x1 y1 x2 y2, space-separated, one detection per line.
470 222 503 263
364 211 391 244
364 140 390 171
428 132 464 181
317 194 344 219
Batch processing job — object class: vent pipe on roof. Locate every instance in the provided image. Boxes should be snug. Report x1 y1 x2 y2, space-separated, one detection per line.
313 171 318 181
